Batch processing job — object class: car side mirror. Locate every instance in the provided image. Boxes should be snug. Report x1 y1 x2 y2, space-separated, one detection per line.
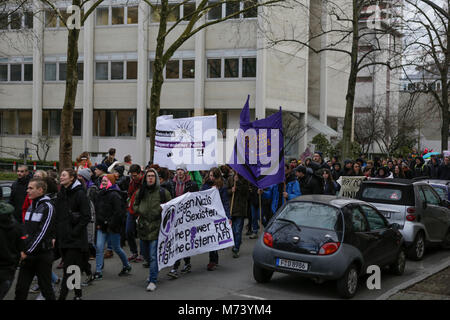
389 223 400 231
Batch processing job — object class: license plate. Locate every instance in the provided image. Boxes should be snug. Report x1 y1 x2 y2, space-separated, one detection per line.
276 258 309 271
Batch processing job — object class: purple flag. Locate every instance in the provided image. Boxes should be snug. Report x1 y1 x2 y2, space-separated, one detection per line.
228 96 285 189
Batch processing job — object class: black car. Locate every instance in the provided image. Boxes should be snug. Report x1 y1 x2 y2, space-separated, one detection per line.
252 195 405 298
0 180 13 202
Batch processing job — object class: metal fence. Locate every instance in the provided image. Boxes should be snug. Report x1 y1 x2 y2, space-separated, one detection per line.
0 162 57 172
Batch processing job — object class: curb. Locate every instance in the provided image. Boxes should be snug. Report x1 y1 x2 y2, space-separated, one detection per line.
376 256 450 300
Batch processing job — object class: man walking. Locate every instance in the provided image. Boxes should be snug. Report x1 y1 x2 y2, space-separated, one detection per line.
15 178 56 300
9 165 31 223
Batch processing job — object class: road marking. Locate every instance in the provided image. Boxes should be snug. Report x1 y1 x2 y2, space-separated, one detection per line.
235 294 267 300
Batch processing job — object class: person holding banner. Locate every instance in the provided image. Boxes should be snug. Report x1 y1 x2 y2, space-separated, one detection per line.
201 167 231 271
133 169 172 291
167 165 199 279
230 173 249 258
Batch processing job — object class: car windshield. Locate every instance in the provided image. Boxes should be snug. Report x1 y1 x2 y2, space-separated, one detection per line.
431 186 447 200
361 187 402 201
276 202 342 231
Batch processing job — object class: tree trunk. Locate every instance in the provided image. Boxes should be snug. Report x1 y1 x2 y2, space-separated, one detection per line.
441 77 449 152
341 3 360 160
59 6 80 171
149 1 168 163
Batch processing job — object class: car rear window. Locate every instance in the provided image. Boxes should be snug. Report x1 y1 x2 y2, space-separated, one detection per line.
357 184 415 206
276 202 342 231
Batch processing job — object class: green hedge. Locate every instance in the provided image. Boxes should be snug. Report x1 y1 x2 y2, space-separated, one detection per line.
0 172 18 180
0 158 62 166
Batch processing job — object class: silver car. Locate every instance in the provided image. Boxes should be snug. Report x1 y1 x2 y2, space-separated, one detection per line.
356 178 450 260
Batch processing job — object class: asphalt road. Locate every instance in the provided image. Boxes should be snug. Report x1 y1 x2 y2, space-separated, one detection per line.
4 234 450 300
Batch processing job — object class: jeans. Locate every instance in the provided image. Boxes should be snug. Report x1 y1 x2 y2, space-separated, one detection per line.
0 279 13 300
95 230 129 274
126 213 138 255
232 217 244 252
142 240 158 284
251 204 260 234
140 240 149 262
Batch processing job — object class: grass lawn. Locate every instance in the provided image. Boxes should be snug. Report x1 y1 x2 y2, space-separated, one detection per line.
0 172 17 180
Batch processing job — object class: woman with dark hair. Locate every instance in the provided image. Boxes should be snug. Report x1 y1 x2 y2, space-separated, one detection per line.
352 163 364 176
322 169 339 195
393 165 405 179
56 168 91 300
201 167 231 271
375 167 393 179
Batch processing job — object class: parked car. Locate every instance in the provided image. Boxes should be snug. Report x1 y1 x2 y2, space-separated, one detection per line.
252 195 405 299
419 179 450 202
0 180 13 202
356 179 450 261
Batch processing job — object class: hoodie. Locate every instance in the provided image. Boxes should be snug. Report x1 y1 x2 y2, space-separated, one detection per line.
0 203 24 281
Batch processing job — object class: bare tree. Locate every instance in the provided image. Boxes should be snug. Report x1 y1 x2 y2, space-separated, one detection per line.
402 0 449 152
262 0 405 159
28 134 54 161
142 0 284 162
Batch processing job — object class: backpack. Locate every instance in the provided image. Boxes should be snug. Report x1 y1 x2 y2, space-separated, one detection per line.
86 185 99 222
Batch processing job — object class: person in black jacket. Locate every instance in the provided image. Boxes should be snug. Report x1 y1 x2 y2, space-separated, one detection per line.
15 178 56 300
438 156 450 180
0 201 24 300
93 175 131 280
56 168 91 300
295 165 323 195
413 156 430 178
8 165 31 223
428 156 441 179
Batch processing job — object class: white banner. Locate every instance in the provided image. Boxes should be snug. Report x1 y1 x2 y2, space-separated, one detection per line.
338 176 367 198
157 188 234 271
153 115 217 171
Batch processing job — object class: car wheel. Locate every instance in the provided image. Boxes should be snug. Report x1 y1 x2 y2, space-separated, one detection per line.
407 232 425 261
253 264 273 283
390 249 406 275
336 264 359 299
441 229 450 249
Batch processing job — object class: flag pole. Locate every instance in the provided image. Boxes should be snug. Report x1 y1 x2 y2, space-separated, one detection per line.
230 180 236 216
259 192 262 234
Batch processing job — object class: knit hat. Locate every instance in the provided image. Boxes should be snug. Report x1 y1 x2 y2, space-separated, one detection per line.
295 165 307 174
0 201 14 216
96 163 109 173
176 164 187 172
78 168 92 182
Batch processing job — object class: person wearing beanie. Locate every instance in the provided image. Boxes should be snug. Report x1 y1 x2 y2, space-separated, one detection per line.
93 175 131 281
0 201 24 300
93 164 109 188
77 168 92 184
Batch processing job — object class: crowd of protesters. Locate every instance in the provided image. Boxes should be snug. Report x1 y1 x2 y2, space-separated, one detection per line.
2 146 450 299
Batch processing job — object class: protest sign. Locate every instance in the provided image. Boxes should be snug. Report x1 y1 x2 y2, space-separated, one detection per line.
444 150 450 158
338 176 367 198
157 188 234 270
153 114 217 171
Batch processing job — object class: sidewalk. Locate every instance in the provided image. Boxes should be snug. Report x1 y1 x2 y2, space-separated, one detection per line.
380 256 450 300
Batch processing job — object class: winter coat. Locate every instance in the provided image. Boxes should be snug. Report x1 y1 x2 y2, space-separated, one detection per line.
161 180 176 199
55 180 90 250
230 178 249 217
298 172 323 195
173 174 198 198
0 207 24 281
262 175 301 215
438 163 450 180
8 174 31 223
201 182 231 219
428 160 440 179
95 184 126 234
413 157 430 178
323 180 339 195
133 169 172 241
22 195 56 256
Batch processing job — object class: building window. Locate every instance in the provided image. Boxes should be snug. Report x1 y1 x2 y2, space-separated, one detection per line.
10 64 21 81
94 110 116 136
127 6 138 24
42 110 82 136
73 110 82 136
243 0 257 18
59 63 67 81
111 61 124 80
183 2 196 20
207 59 221 78
166 60 179 79
126 61 137 80
45 9 57 28
226 1 240 19
77 62 84 81
24 11 33 28
224 58 238 78
24 64 32 81
208 1 222 20
117 110 136 136
204 110 227 133
95 62 108 80
149 60 154 80
18 110 32 135
0 110 17 135
45 63 57 81
182 60 195 78
150 5 162 22
242 58 256 77
96 7 109 25
167 4 180 22
0 64 7 81
0 14 8 30
112 7 124 25
10 12 22 29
